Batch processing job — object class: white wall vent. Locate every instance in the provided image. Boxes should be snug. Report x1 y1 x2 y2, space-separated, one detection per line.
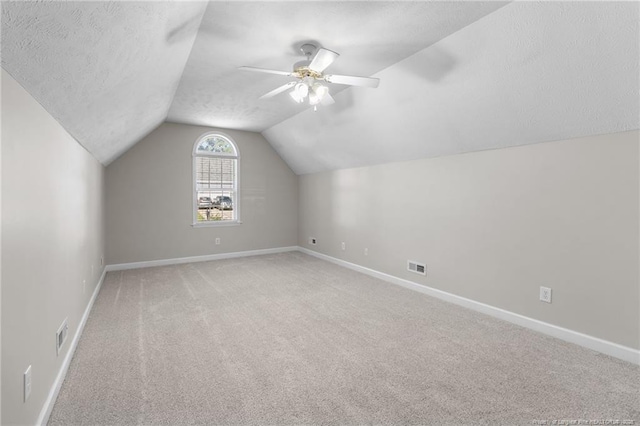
407 260 426 276
56 319 69 356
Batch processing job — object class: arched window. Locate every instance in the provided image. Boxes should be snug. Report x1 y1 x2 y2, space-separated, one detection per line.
193 133 239 224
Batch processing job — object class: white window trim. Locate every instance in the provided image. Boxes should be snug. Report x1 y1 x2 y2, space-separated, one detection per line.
192 131 241 227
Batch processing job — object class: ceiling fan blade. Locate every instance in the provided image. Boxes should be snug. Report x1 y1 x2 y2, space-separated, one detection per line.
259 81 297 99
320 92 335 106
324 74 380 88
238 66 293 77
308 48 339 73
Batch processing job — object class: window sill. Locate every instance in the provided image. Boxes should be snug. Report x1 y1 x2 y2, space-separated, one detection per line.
191 220 242 228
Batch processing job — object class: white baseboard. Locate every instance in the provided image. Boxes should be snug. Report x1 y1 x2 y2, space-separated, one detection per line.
298 247 639 365
32 244 638 426
35 246 297 424
105 246 299 272
36 267 108 426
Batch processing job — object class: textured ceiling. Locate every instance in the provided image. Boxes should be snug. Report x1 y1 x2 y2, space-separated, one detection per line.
167 1 508 132
264 1 640 174
2 1 638 172
1 1 208 164
1 1 507 165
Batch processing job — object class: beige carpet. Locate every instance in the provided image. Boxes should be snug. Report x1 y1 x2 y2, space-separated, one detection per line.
49 252 639 425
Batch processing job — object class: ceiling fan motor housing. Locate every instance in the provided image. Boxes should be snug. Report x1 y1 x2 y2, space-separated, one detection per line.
293 60 312 72
294 43 318 74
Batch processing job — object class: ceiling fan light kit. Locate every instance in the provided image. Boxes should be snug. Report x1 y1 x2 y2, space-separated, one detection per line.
239 43 380 111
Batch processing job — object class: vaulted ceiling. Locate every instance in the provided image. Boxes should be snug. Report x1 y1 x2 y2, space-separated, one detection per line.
2 1 638 174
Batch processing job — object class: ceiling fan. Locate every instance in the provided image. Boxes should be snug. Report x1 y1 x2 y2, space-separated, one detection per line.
239 43 380 110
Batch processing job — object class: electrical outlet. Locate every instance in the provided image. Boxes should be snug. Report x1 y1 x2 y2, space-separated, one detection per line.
540 286 552 303
309 237 317 245
24 365 32 402
341 242 346 251
364 248 368 256
215 237 221 245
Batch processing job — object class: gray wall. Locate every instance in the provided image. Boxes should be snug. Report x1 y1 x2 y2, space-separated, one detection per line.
1 69 106 425
106 123 298 264
298 131 639 349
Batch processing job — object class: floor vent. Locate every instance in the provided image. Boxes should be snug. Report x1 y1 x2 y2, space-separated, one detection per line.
407 260 426 276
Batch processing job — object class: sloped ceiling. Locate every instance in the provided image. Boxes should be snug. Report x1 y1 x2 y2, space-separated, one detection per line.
1 1 506 165
167 1 508 131
264 1 640 174
1 1 208 164
2 1 638 173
